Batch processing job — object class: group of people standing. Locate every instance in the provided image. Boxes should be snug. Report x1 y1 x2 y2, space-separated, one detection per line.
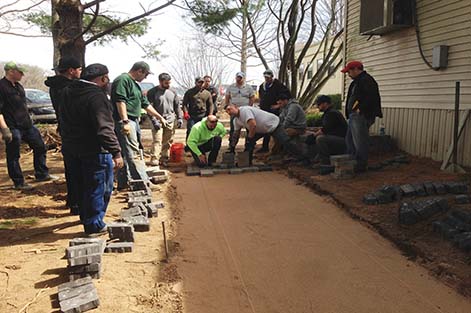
0 57 381 234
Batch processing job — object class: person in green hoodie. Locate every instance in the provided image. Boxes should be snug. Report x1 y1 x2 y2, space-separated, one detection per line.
187 115 226 167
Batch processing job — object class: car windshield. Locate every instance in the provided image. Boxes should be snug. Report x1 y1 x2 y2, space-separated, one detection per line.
26 90 51 102
138 82 154 91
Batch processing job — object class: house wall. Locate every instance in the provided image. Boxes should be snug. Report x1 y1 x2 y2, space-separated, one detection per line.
345 0 471 166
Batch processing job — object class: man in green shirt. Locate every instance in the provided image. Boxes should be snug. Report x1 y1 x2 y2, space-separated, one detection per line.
187 115 226 167
111 61 166 190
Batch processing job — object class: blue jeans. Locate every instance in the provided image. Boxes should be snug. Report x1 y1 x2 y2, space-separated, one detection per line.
186 116 202 139
80 153 114 233
346 112 375 169
115 119 148 189
6 126 48 186
62 151 81 214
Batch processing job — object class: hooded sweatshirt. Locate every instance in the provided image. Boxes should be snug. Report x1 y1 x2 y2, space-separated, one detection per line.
59 80 121 158
45 75 75 132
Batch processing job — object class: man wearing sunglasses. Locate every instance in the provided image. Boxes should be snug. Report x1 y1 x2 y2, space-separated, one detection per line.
186 115 226 167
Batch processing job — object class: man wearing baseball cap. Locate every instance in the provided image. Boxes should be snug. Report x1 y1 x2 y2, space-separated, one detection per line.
258 69 291 153
0 62 55 190
59 63 123 234
111 61 166 190
341 60 382 172
224 71 255 151
45 56 82 213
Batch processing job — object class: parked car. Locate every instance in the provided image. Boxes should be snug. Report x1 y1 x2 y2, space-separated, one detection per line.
25 89 57 123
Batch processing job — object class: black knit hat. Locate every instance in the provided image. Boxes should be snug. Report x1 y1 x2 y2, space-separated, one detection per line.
277 93 291 101
81 63 109 80
53 57 82 71
315 95 331 105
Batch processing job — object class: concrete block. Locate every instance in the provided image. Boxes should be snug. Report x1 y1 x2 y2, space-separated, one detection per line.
67 254 102 267
144 202 161 217
146 167 167 177
445 182 469 194
69 271 101 281
413 184 427 196
68 263 101 275
127 196 152 208
58 281 95 302
257 164 273 172
331 172 354 180
151 175 168 184
107 223 134 242
126 190 150 199
186 166 200 176
319 165 335 175
121 205 148 219
363 194 378 205
58 277 93 293
455 195 471 204
213 168 230 174
450 210 471 224
200 169 214 177
423 182 436 195
59 287 99 313
104 242 134 253
242 166 260 173
69 238 106 253
432 182 447 195
400 184 416 197
237 151 251 168
229 168 243 175
329 154 351 162
66 243 102 259
122 215 150 232
332 159 356 168
222 152 235 166
129 179 150 191
368 163 383 171
398 203 420 225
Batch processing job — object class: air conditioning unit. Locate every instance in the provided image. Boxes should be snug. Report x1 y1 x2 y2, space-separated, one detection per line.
360 0 414 35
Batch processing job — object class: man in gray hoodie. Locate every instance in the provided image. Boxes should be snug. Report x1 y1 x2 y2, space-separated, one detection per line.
147 73 183 166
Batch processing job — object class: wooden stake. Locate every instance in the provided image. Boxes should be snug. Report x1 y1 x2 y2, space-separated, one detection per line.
161 221 169 261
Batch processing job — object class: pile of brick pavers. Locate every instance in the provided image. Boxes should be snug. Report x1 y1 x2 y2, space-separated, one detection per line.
187 151 273 177
433 209 471 252
57 177 164 312
363 181 469 205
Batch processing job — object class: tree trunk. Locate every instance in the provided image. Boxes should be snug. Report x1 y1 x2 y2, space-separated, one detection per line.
240 0 248 73
51 0 86 68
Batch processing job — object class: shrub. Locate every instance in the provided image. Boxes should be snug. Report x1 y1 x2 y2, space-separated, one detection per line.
306 112 323 127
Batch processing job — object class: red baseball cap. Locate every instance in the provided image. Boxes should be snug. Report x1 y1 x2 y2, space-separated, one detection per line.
341 61 363 73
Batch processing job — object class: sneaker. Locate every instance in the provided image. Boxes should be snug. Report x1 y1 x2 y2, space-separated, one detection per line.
35 174 59 182
14 183 34 191
85 225 108 237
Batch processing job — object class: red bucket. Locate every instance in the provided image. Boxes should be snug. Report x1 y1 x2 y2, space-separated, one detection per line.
170 143 185 163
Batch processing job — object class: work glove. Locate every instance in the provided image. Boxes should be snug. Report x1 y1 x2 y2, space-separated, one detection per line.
150 116 161 131
121 123 131 136
183 111 190 121
177 119 183 129
1 127 12 144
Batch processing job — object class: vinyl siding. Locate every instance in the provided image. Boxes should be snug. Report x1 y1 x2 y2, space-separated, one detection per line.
345 0 471 166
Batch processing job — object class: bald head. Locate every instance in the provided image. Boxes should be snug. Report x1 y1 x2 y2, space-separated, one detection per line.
205 115 219 130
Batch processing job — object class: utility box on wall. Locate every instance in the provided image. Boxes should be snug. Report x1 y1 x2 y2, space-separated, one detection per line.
360 0 415 35
432 45 449 70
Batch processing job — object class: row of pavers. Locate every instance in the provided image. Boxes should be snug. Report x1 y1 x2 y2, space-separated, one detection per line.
57 176 165 312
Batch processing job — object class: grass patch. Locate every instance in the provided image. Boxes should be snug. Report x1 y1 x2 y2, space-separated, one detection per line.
0 217 39 230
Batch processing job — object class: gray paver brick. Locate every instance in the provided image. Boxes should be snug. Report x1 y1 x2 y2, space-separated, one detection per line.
104 242 134 253
122 215 150 232
107 223 134 242
59 287 99 313
229 168 243 174
68 254 102 267
237 151 250 168
58 277 93 293
66 243 102 259
200 169 214 177
58 282 95 302
68 263 101 275
186 166 201 176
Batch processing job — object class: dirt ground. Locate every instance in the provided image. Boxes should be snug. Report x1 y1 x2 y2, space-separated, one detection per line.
284 153 471 297
0 137 184 312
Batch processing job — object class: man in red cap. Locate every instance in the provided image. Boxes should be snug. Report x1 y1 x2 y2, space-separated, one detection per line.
341 61 382 172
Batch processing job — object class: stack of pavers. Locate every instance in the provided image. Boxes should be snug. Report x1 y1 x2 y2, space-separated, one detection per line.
368 154 411 171
66 238 105 281
363 181 469 205
398 198 449 225
146 166 168 184
329 154 356 179
105 222 135 252
58 277 100 313
433 210 471 252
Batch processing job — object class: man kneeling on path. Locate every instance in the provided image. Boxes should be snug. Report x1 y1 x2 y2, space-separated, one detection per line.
306 95 347 165
60 63 123 235
187 115 226 168
225 104 304 164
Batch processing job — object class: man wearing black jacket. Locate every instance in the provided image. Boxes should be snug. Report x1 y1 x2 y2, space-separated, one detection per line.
45 57 82 214
342 61 382 172
60 63 123 235
311 95 348 165
258 69 290 153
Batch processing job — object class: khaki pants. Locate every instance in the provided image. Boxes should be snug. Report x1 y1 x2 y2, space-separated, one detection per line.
151 121 175 162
